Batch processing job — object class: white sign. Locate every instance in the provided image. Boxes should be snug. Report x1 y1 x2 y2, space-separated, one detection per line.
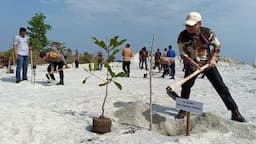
176 98 203 115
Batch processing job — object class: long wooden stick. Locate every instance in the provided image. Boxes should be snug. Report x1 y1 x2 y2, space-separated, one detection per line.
168 64 209 90
149 33 156 131
46 67 66 75
30 50 34 84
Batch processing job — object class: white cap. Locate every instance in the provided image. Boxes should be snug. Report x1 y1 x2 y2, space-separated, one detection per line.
185 12 202 26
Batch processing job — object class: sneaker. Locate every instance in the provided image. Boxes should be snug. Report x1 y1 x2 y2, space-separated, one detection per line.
176 110 186 119
231 110 246 122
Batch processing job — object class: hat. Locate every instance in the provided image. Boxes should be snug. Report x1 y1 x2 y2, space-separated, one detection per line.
185 12 202 26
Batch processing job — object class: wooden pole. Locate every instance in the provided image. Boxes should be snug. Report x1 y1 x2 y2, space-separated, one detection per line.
186 112 191 136
149 33 156 130
30 50 34 84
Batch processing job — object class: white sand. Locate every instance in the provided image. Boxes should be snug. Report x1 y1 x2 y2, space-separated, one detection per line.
0 57 256 144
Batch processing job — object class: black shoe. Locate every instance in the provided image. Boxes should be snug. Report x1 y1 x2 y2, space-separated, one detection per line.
22 78 28 81
231 110 246 122
16 80 21 83
169 76 175 79
56 81 64 85
176 110 186 119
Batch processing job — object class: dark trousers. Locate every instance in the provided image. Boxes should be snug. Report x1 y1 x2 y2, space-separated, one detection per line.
47 62 64 82
122 61 131 77
154 60 161 71
47 64 56 80
141 58 148 70
75 60 79 68
169 62 175 77
162 64 169 77
181 66 238 111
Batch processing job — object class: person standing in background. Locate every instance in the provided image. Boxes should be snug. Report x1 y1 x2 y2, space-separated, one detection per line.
139 48 143 69
154 48 162 71
97 52 104 70
140 47 148 70
161 48 169 78
122 44 133 77
167 45 176 79
13 27 31 83
74 50 80 68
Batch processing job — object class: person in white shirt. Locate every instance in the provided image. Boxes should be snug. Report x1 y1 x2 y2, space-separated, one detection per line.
13 27 31 83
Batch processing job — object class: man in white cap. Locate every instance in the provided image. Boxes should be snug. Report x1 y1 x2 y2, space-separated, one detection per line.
176 12 246 122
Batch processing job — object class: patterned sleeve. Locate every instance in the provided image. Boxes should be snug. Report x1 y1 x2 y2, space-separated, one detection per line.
209 29 221 54
177 32 186 56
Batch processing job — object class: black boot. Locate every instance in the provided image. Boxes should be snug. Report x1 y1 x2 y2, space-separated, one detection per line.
231 110 246 122
56 80 64 85
176 110 186 119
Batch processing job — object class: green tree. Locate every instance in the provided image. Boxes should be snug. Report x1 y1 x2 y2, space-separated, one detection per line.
27 13 52 50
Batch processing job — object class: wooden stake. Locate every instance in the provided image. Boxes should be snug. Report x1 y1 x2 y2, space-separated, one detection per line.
186 112 191 136
149 33 156 131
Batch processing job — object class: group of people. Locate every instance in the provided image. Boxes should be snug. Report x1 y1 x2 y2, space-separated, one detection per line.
137 45 177 79
13 27 80 85
158 45 176 79
12 11 246 122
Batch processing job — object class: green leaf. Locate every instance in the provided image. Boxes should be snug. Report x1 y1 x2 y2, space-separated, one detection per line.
110 48 120 59
113 81 122 90
82 76 90 84
89 63 92 71
115 72 126 78
92 37 107 51
109 36 126 51
118 39 127 46
109 36 119 47
99 82 109 87
94 61 99 71
104 63 115 77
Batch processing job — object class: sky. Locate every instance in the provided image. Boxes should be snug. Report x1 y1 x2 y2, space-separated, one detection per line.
1 0 256 63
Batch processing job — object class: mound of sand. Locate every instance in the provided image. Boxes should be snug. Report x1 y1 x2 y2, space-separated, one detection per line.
114 101 256 138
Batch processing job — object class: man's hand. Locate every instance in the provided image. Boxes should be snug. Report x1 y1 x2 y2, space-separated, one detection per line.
182 54 201 70
208 53 218 67
208 56 217 67
15 54 18 60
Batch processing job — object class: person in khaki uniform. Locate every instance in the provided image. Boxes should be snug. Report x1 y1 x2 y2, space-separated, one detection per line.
39 51 69 85
122 44 133 77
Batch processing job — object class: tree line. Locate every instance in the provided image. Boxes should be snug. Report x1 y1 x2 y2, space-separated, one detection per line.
0 12 95 65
